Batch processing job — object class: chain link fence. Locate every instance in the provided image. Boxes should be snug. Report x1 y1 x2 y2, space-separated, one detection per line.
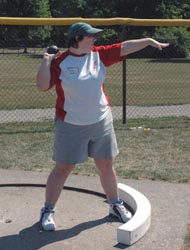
0 25 190 134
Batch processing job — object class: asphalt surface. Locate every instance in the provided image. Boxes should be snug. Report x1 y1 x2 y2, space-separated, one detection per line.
0 169 190 250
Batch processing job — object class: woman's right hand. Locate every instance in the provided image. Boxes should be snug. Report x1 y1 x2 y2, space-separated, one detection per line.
36 52 57 91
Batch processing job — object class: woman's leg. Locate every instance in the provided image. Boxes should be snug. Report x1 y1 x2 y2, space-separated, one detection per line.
40 162 75 231
94 158 119 202
45 162 75 206
94 158 132 223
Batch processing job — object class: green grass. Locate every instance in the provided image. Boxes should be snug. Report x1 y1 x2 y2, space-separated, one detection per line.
106 58 190 106
1 54 190 109
0 54 56 109
0 120 190 183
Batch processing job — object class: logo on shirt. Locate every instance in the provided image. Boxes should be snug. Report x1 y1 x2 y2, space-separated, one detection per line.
67 67 79 75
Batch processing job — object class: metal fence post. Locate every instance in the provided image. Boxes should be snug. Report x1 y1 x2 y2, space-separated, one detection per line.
121 25 127 124
122 59 127 124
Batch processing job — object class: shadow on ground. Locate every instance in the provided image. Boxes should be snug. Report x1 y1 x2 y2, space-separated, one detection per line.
0 216 129 250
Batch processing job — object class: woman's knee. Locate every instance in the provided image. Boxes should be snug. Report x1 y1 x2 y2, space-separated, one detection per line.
53 162 75 175
94 158 114 173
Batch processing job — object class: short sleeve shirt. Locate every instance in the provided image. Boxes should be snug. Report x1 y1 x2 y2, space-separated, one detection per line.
49 43 125 125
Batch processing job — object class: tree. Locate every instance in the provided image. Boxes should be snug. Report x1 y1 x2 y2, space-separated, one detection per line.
28 0 52 48
154 0 190 57
0 0 52 50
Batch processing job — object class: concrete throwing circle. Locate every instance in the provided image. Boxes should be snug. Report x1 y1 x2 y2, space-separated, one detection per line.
0 184 123 250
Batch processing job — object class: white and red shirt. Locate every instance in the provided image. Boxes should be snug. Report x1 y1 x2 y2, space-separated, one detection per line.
49 43 125 125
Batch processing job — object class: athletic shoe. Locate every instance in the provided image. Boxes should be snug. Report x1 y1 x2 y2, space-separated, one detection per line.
40 207 56 231
109 200 132 223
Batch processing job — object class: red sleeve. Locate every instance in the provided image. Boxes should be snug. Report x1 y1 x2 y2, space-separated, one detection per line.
49 51 69 89
93 43 126 66
49 59 60 89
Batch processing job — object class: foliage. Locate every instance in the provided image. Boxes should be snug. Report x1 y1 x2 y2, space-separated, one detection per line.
133 0 190 54
159 0 190 19
29 0 52 46
154 0 190 57
1 0 190 56
0 0 52 48
154 27 190 57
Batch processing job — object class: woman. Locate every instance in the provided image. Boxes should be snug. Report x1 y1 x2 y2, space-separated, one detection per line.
37 22 169 231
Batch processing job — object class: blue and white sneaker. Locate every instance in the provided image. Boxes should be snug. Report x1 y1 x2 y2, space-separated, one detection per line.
40 207 56 231
109 200 132 223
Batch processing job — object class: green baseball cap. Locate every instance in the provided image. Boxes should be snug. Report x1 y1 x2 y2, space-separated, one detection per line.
67 22 103 39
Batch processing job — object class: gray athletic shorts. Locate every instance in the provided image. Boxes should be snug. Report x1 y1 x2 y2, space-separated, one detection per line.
52 111 119 164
